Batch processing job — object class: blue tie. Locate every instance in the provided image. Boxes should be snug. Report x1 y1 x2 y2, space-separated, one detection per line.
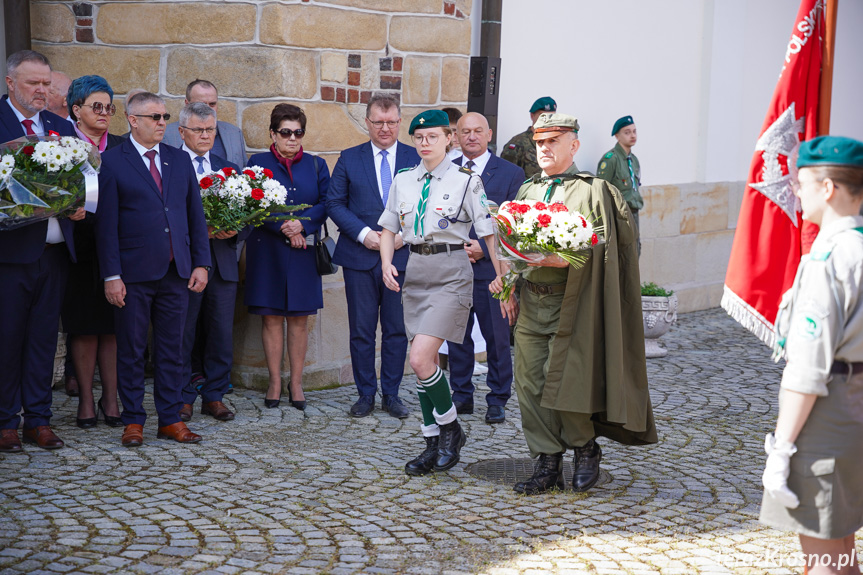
380 149 392 206
195 156 205 175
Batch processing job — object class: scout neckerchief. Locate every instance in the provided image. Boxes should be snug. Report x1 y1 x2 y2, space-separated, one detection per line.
626 155 638 191
543 178 563 202
414 173 433 237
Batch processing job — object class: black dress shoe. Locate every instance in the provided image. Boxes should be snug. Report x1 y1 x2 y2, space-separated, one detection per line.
98 399 123 427
434 419 466 471
572 439 602 492
485 405 505 424
513 453 564 494
381 395 409 419
76 416 97 429
453 400 474 415
349 395 375 417
405 436 439 476
264 398 280 408
289 399 306 411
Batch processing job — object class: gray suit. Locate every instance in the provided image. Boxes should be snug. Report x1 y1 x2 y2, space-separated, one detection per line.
163 120 247 169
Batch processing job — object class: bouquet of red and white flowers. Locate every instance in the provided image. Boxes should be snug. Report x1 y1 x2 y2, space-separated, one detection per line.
492 199 601 301
199 166 307 232
0 135 99 230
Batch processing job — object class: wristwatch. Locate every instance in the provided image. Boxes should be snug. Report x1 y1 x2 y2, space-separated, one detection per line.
202 266 212 272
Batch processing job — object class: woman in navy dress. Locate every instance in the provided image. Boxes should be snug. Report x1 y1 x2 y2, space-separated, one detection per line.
244 104 330 410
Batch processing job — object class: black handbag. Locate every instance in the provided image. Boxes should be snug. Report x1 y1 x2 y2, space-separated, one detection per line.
315 222 338 275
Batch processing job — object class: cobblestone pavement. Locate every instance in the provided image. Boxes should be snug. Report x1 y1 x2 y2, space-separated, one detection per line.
2 308 861 575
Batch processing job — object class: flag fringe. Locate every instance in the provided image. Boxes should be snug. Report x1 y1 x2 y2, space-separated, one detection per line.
720 286 776 348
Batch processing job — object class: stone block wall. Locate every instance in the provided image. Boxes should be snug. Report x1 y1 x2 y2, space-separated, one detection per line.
32 0 472 391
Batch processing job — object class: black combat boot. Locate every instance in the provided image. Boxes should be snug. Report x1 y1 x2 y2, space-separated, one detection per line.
405 436 439 476
572 439 602 492
434 419 466 471
513 453 564 494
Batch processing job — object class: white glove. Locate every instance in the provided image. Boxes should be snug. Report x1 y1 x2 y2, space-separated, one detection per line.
762 432 800 509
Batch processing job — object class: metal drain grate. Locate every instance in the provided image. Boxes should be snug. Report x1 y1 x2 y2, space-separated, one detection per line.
465 458 611 489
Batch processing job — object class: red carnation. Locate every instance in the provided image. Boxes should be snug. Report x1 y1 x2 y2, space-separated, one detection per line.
221 167 236 176
579 216 587 227
533 201 547 211
243 169 256 178
214 173 225 182
22 145 35 156
251 188 265 201
537 214 552 228
591 233 598 245
549 203 568 213
199 176 214 188
263 168 274 178
516 204 530 214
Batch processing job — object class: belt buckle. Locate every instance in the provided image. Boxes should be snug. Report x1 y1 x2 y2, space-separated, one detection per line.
538 285 550 295
421 244 432 255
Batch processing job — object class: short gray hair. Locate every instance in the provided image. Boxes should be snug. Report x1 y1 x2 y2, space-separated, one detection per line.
180 101 216 126
366 93 401 118
6 50 51 77
126 91 164 115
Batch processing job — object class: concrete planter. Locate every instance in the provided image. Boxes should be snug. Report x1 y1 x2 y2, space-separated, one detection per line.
642 294 678 358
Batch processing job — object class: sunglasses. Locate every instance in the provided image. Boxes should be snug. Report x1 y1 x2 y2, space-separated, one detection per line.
132 113 171 122
80 102 116 116
274 128 305 138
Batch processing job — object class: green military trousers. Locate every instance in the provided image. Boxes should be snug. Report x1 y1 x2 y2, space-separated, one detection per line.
514 287 594 457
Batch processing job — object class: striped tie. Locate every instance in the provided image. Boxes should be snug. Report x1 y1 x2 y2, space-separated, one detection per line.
414 173 433 238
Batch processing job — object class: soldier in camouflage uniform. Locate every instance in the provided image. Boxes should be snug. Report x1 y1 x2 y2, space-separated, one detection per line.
500 97 556 179
597 115 642 255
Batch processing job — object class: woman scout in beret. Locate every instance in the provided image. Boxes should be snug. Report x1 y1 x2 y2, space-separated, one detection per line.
378 109 505 476
760 136 863 574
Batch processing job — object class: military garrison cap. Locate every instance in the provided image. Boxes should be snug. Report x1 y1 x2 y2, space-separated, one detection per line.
532 113 579 141
529 97 557 114
409 109 449 135
797 136 863 169
612 115 635 136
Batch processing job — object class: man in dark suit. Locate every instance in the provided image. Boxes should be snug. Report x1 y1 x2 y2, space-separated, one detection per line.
95 92 211 447
0 50 80 453
163 80 247 170
327 94 420 418
176 102 241 423
449 112 525 424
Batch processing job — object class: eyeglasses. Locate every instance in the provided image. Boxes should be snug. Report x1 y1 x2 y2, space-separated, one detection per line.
181 126 217 135
274 128 305 138
412 133 440 145
367 120 400 129
132 113 171 122
80 102 116 116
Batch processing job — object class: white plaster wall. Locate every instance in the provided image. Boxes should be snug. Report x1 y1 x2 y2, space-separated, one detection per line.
498 0 863 186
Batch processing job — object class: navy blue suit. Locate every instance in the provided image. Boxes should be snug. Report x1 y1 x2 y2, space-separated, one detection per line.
447 153 524 407
95 138 211 427
181 154 246 405
326 141 419 398
0 96 77 431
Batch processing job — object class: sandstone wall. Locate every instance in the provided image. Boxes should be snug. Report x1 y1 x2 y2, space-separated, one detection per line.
33 0 472 390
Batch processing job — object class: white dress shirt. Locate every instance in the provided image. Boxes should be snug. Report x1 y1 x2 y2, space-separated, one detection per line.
182 144 212 179
457 149 491 176
358 141 399 244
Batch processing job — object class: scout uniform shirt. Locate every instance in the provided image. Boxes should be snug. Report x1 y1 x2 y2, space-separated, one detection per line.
774 215 863 397
501 128 542 180
378 159 495 244
597 142 643 211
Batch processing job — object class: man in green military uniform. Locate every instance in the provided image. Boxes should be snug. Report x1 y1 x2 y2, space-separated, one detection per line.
500 96 556 179
496 113 657 494
597 115 643 255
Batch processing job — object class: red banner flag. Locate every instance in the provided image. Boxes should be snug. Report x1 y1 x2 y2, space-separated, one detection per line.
721 0 825 346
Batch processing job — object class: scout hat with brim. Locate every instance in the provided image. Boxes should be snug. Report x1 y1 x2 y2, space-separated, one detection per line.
532 113 579 141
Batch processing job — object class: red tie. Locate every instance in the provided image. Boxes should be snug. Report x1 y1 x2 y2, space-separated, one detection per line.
144 150 163 193
21 119 35 135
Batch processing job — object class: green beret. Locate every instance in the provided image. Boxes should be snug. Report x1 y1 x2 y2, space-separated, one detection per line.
532 113 579 141
797 136 863 169
408 110 449 135
612 115 634 136
529 97 557 114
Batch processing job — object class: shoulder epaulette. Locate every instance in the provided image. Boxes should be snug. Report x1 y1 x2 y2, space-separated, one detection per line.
604 151 614 159
397 166 413 174
523 178 532 184
458 165 473 175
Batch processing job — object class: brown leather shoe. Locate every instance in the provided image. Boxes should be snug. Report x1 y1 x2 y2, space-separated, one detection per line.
179 404 193 422
157 422 201 443
0 429 22 453
22 426 64 450
201 401 234 421
121 424 144 447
